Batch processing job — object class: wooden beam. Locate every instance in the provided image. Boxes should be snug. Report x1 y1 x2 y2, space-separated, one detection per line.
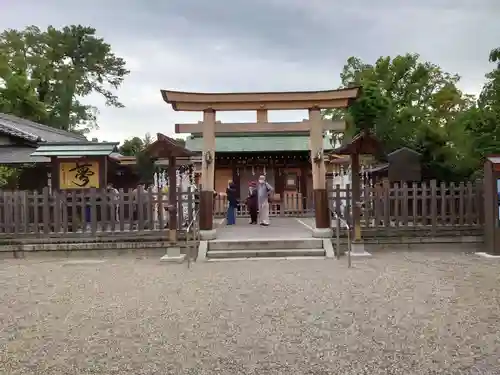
175 120 346 134
164 99 350 112
161 88 359 111
256 109 268 123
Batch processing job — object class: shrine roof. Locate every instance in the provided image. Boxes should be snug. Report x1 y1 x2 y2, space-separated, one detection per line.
31 142 119 157
0 113 87 143
145 133 197 158
185 133 333 153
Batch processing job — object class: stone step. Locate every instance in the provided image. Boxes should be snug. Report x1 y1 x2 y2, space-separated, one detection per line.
207 248 326 259
207 256 327 262
208 238 323 251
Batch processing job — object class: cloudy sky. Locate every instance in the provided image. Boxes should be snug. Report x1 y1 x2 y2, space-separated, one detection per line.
1 0 499 143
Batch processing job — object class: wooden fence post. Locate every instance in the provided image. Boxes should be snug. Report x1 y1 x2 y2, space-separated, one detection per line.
402 182 409 227
383 180 390 229
430 180 437 234
90 188 97 234
466 181 473 225
449 182 456 226
54 190 61 233
440 181 447 226
393 182 400 228
412 183 418 226
42 187 50 234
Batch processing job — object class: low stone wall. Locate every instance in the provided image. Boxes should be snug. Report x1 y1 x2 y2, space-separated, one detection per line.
0 230 188 244
0 224 484 259
332 235 483 254
0 239 199 260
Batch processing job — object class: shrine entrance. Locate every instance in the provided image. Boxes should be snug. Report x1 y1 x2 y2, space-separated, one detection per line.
161 88 359 240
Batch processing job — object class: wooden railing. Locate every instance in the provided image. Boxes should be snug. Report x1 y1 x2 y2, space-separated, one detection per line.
0 180 485 238
214 192 314 218
0 187 198 237
214 181 484 231
330 180 483 230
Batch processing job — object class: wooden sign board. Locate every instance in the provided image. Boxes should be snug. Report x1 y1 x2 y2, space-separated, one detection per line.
59 160 100 189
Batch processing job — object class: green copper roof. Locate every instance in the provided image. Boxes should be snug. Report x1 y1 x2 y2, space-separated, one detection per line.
185 134 333 152
31 142 119 157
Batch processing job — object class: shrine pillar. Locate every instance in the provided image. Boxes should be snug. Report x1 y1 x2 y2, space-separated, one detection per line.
309 107 331 237
199 109 217 239
350 152 362 241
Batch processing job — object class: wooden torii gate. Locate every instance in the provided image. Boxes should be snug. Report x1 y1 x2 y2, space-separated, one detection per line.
161 88 360 239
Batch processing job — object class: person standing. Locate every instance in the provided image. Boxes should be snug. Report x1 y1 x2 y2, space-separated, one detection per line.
132 182 147 228
257 175 273 226
226 180 238 225
106 182 119 222
246 181 258 224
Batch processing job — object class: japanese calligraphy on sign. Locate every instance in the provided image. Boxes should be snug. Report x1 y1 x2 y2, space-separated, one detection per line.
59 160 100 189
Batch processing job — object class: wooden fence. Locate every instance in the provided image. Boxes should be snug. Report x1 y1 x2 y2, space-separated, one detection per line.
0 187 198 238
0 180 485 238
215 180 483 230
214 192 314 218
330 180 483 231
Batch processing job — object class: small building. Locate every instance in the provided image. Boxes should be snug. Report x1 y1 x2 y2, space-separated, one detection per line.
0 113 138 190
185 132 335 208
366 147 422 183
0 113 88 189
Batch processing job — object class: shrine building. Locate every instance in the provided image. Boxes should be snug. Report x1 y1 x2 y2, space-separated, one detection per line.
181 130 335 208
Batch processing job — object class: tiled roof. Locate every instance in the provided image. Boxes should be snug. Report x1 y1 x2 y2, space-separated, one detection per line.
31 142 119 157
0 113 87 143
185 134 334 152
0 147 50 164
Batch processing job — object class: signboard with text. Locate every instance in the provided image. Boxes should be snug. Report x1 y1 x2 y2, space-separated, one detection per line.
59 160 100 189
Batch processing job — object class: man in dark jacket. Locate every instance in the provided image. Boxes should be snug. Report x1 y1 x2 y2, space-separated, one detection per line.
246 181 258 224
226 181 238 225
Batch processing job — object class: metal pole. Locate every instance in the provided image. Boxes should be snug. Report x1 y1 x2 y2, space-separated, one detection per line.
332 209 352 268
336 215 341 260
347 222 352 268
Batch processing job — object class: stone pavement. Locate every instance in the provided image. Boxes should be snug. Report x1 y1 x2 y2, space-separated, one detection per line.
215 217 313 240
2 253 500 374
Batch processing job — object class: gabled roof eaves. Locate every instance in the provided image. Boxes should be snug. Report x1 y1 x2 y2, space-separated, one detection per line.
0 113 88 143
185 134 333 152
0 123 40 143
31 142 119 157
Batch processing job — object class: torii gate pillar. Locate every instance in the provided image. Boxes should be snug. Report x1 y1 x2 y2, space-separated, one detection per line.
199 109 216 239
309 108 331 237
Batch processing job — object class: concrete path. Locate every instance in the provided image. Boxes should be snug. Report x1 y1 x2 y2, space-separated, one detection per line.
216 217 313 240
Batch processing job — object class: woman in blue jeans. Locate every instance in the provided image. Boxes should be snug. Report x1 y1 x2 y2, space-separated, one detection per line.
226 181 238 225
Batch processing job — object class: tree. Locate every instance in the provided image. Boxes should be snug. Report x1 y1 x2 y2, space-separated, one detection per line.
119 137 145 156
0 25 129 133
119 133 156 183
459 47 500 169
175 138 186 147
119 133 154 156
0 53 48 123
325 54 477 180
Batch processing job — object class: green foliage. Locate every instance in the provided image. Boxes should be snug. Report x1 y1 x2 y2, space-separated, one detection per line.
0 166 19 188
119 136 145 157
0 25 129 133
118 133 156 183
325 51 500 181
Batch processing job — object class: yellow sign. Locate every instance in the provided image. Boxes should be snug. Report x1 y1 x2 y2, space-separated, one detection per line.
59 160 100 189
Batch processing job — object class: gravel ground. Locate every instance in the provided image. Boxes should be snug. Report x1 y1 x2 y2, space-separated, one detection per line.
1 252 500 375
